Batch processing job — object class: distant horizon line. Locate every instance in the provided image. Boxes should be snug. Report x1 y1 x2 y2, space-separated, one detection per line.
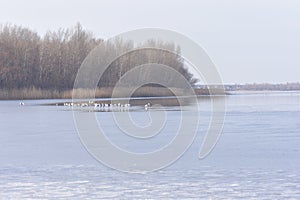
196 82 300 85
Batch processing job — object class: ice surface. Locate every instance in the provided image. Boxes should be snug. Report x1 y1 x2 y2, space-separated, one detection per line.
0 92 299 199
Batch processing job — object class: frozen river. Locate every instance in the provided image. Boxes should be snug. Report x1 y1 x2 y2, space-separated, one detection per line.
0 92 300 199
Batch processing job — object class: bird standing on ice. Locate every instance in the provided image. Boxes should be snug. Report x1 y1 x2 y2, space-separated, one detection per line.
144 103 151 110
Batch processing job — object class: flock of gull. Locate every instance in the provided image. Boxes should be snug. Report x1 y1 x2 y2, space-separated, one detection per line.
19 100 152 111
63 101 132 110
63 101 152 111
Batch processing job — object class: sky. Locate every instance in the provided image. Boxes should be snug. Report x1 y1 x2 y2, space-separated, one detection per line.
0 0 299 84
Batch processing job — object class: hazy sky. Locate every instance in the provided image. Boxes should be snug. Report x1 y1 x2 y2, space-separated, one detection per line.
1 0 299 84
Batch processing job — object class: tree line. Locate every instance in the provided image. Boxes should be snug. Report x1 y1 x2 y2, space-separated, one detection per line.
0 23 197 91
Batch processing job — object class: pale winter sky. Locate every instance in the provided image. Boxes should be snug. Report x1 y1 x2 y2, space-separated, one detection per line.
0 0 299 84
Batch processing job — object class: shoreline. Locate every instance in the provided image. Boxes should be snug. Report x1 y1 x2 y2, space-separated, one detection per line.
0 87 212 100
0 87 299 100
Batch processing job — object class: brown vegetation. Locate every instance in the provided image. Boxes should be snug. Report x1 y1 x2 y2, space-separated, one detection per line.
0 86 198 100
0 23 198 100
0 23 101 90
